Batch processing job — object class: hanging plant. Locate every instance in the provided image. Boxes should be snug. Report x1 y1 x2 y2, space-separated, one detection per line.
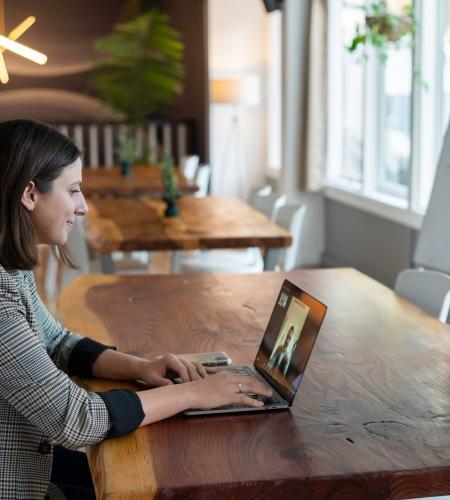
347 0 416 64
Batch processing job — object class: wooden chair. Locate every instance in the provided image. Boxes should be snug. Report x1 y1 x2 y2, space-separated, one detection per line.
394 268 450 323
54 121 196 168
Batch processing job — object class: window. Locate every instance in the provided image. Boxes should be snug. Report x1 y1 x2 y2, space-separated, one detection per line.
327 0 450 226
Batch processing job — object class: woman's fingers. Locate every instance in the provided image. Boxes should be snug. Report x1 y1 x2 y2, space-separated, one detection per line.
192 361 208 378
232 374 272 399
166 354 190 382
189 371 273 409
179 358 202 380
165 354 211 381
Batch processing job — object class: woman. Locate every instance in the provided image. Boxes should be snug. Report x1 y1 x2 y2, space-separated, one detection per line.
0 119 271 500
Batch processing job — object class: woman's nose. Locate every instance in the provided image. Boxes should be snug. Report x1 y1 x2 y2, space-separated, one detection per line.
75 192 88 216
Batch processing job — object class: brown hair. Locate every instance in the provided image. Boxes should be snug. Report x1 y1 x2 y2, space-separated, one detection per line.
0 119 81 270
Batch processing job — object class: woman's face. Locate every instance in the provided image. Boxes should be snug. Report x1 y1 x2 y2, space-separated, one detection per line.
22 158 88 246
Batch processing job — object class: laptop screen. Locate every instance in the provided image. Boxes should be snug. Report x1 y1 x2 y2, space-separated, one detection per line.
254 279 327 404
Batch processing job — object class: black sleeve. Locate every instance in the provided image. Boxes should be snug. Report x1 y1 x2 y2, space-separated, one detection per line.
98 390 145 438
68 337 116 378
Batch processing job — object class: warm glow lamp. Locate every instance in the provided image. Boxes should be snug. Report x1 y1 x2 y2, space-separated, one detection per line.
0 0 47 84
210 76 260 196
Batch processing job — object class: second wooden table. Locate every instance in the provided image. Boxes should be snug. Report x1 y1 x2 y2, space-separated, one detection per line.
85 196 293 272
82 165 198 197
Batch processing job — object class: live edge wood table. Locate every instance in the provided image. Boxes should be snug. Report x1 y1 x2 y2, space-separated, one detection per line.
85 196 293 273
82 165 198 198
58 268 450 500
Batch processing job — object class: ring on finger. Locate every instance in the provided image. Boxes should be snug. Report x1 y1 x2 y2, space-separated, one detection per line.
237 383 243 393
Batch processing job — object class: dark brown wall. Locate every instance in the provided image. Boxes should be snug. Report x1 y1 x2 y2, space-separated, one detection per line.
0 0 208 160
163 0 209 161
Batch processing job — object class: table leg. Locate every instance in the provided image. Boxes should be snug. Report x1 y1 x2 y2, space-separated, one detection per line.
100 254 116 274
171 251 181 273
264 248 282 271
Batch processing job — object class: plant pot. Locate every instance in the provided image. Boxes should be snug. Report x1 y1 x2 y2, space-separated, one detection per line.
120 160 132 177
163 198 179 217
366 15 414 43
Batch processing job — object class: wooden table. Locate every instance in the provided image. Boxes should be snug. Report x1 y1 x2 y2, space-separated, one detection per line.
85 196 293 272
59 268 450 500
82 165 198 197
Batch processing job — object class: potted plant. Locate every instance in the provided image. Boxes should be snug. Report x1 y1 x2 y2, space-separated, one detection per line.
160 154 180 217
347 0 416 64
92 8 185 173
116 133 134 177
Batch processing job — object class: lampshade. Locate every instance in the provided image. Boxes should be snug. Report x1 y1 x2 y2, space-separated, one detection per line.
211 76 260 106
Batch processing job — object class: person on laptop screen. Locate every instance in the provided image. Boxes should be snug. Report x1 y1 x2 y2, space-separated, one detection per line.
268 325 297 376
267 297 309 381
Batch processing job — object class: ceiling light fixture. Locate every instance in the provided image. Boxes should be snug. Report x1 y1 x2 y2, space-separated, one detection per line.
0 0 47 84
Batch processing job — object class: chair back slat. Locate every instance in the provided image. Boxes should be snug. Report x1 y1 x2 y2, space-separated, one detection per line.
51 120 197 167
88 125 99 169
103 124 114 167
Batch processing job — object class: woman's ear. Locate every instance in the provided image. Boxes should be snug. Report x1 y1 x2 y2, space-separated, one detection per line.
21 181 37 212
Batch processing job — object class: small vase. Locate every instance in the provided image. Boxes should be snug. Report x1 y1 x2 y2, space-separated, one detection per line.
120 160 132 177
163 198 179 217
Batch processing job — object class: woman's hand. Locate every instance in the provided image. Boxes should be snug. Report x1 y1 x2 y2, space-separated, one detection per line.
138 354 216 387
185 371 273 409
137 368 274 425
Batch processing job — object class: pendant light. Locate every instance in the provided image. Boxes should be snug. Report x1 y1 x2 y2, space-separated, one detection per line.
0 0 47 84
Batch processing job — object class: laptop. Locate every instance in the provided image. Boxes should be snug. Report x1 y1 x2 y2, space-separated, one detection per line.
183 279 327 415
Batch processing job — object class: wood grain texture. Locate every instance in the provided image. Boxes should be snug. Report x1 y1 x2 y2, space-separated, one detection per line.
85 196 293 253
58 269 450 499
82 165 198 198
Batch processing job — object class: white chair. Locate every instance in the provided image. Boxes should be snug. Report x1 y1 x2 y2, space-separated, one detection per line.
180 155 200 181
253 192 287 222
248 185 272 206
394 268 450 323
178 202 306 274
44 218 149 302
272 204 307 271
194 164 211 197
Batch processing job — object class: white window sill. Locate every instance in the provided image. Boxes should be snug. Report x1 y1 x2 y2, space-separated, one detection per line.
324 183 424 230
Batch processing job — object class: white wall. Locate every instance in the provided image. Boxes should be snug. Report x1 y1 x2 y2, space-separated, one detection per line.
208 0 269 199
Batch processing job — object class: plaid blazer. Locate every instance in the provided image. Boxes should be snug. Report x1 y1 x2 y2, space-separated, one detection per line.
0 265 111 499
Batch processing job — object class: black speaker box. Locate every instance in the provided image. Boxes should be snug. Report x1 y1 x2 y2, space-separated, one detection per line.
262 0 283 12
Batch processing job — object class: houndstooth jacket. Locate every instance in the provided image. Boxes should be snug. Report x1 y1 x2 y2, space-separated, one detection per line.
0 265 115 499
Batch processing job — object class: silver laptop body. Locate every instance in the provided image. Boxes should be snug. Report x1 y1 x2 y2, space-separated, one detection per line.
184 279 327 416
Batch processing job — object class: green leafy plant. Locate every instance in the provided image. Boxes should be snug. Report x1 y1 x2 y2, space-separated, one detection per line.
115 132 135 175
160 154 180 216
92 10 185 124
116 133 134 164
347 0 416 64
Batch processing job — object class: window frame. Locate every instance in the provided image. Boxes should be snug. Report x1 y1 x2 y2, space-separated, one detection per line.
326 0 446 229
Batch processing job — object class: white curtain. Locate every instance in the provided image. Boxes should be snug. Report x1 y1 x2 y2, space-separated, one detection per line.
281 0 328 195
